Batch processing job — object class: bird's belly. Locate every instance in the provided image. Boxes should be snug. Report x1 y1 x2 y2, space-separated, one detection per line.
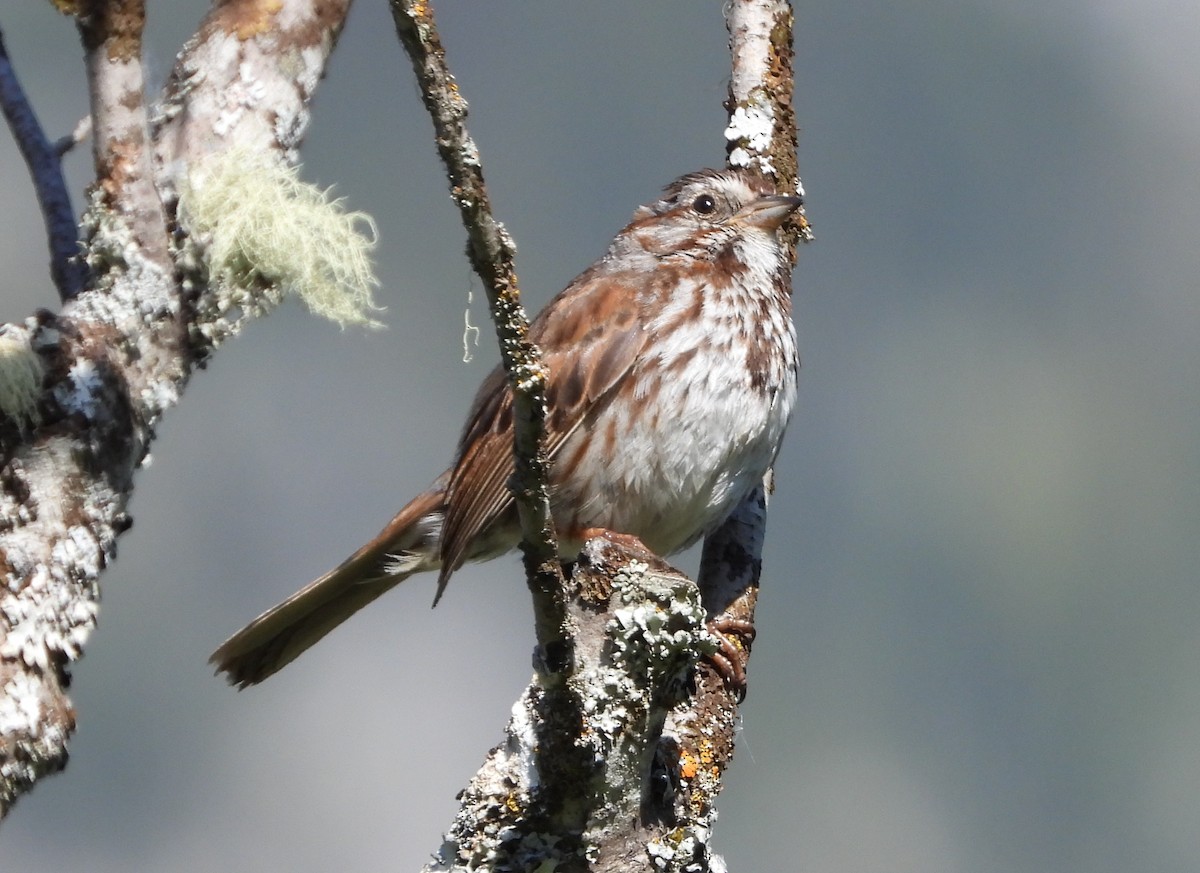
550 360 796 557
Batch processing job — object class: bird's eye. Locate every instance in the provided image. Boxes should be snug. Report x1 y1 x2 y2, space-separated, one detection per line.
692 194 717 215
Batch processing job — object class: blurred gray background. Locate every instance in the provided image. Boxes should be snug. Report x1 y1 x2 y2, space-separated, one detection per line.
3 1 1199 871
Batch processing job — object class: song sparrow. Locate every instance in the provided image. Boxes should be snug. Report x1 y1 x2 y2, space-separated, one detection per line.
212 168 803 687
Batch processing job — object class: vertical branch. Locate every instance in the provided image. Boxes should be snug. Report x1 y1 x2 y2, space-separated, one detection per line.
0 27 85 300
724 0 811 251
389 0 568 659
642 6 808 865
153 0 355 187
390 4 601 854
695 0 806 679
78 0 171 273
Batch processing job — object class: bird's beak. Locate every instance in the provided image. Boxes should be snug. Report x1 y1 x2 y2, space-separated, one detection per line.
734 194 805 231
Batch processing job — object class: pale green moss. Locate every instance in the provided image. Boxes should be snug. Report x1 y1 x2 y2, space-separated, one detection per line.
180 149 383 329
0 328 45 425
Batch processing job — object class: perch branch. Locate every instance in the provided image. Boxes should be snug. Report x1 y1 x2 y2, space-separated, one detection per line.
389 0 568 660
425 535 721 872
0 26 86 300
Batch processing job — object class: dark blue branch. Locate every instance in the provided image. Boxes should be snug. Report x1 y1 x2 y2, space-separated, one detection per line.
0 25 86 300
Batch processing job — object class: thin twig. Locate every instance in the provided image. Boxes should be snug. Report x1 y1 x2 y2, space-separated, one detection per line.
0 26 85 300
389 0 568 661
54 115 92 157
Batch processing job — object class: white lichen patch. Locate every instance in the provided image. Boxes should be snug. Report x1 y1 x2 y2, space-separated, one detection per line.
571 560 713 770
213 61 269 138
0 326 45 425
724 93 775 157
0 672 42 734
70 188 185 426
506 691 541 792
607 564 712 673
0 668 72 808
647 824 726 873
0 444 110 670
461 138 482 168
180 147 382 333
0 549 99 666
50 526 105 583
54 360 104 420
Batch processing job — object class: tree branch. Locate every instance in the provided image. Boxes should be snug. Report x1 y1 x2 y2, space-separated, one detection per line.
724 0 811 250
78 0 172 273
426 535 721 872
0 0 353 817
389 0 568 661
690 0 809 701
0 25 86 300
153 0 355 190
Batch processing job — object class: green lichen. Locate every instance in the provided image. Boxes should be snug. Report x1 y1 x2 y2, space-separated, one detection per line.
180 148 383 330
0 328 45 425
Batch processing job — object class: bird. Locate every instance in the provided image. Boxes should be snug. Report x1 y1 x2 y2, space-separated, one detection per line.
212 167 803 688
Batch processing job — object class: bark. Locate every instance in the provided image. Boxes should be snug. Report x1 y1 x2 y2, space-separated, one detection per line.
425 534 726 873
0 0 353 817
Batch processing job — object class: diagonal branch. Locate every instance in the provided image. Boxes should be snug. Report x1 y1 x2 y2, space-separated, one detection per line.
0 0 354 819
389 0 568 661
0 25 86 300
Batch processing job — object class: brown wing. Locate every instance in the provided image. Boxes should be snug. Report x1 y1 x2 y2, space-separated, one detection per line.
436 265 650 596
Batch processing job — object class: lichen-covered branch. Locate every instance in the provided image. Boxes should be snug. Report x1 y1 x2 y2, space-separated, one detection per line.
0 26 85 300
153 0 354 194
427 535 726 873
389 0 568 659
723 0 811 250
670 12 809 840
0 0 355 817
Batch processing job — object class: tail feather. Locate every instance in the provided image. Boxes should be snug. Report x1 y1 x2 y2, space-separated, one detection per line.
211 488 443 687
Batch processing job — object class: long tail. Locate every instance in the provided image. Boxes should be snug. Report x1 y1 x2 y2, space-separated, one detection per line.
211 488 444 688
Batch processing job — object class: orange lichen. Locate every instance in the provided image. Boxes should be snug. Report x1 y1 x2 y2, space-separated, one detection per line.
680 751 699 779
